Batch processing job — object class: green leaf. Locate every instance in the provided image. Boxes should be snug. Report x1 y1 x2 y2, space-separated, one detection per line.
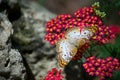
95 45 111 58
89 35 120 59
88 44 111 58
111 71 120 80
105 35 120 59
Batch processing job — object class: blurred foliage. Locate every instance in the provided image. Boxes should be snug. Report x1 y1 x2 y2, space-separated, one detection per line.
95 0 120 24
111 71 120 80
87 35 120 60
38 0 47 6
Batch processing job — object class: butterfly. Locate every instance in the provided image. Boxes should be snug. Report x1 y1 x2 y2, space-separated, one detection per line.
56 26 97 67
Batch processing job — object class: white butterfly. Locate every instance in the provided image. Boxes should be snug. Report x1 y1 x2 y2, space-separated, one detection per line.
56 26 97 67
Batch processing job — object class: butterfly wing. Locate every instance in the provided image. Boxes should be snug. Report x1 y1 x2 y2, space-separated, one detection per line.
56 27 96 67
65 27 82 47
80 29 93 39
65 27 91 47
56 39 77 67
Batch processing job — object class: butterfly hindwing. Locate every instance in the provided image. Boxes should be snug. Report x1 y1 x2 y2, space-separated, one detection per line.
65 27 82 47
56 39 77 67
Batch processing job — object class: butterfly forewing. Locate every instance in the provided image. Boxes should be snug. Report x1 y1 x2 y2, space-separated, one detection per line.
65 27 82 47
80 29 93 39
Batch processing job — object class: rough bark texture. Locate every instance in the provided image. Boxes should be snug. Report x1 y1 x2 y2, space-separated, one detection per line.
0 13 26 80
0 0 57 80
12 2 58 80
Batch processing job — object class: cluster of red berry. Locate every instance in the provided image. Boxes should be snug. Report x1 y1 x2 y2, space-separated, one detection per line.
92 26 116 44
45 14 72 44
83 56 120 80
45 68 64 80
45 6 103 45
74 7 103 28
72 42 90 60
